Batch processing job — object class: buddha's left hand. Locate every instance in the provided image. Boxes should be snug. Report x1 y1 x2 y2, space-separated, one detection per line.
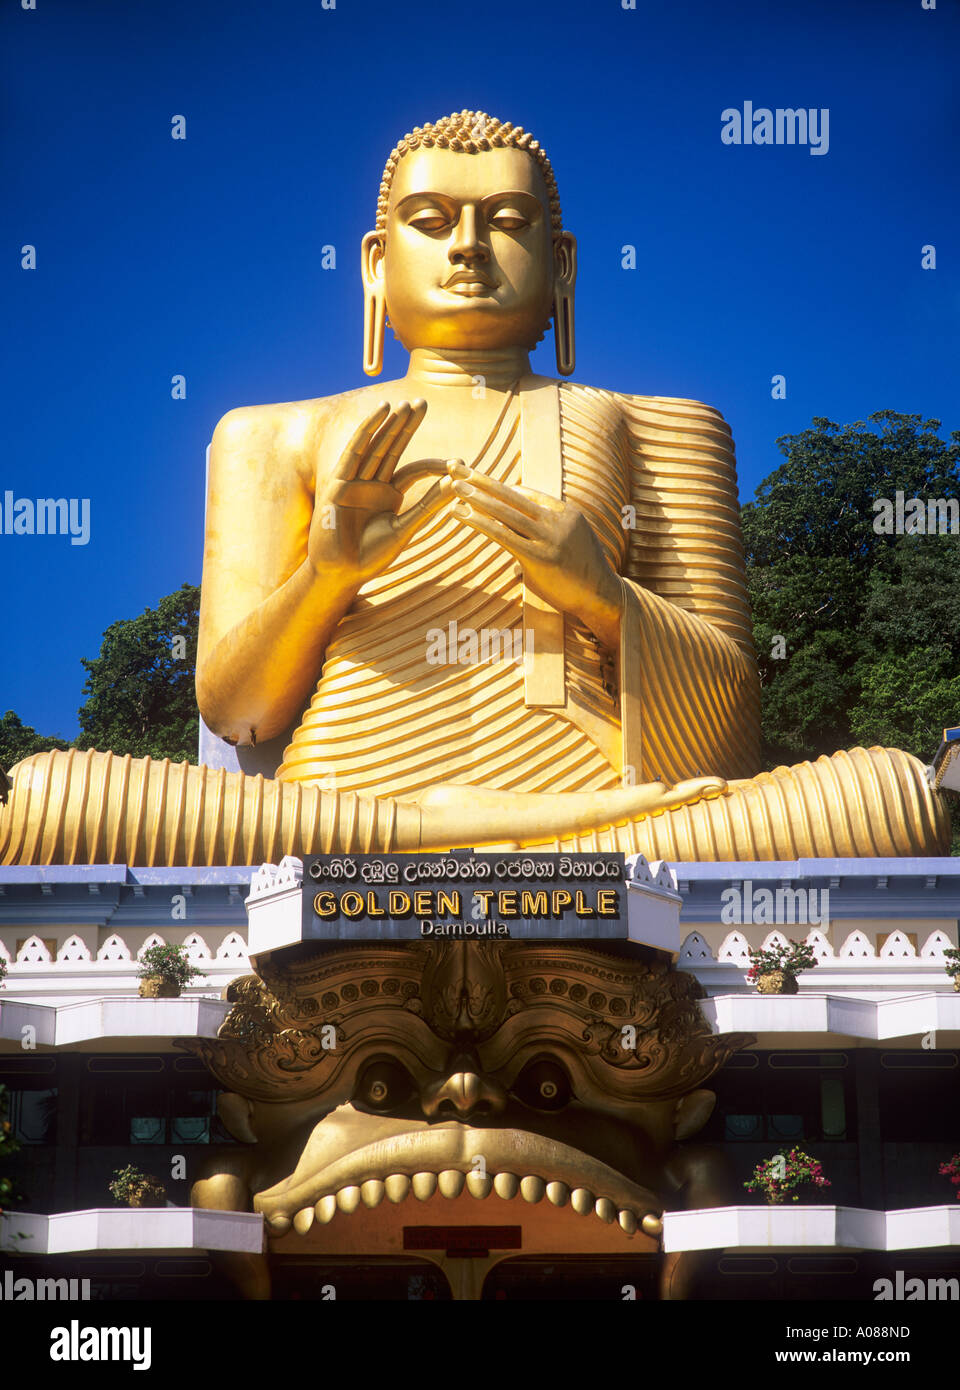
449 464 623 648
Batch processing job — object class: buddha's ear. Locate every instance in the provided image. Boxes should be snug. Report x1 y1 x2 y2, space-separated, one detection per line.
553 231 577 291
361 230 386 289
361 231 387 377
553 232 576 376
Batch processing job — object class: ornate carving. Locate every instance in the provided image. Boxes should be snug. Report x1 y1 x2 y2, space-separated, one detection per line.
181 941 752 1107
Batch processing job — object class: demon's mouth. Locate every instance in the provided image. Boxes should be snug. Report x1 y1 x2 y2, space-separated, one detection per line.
254 1104 664 1238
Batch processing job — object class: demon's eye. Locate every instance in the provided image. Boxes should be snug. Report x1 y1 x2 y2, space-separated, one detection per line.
355 1059 414 1112
512 1059 571 1111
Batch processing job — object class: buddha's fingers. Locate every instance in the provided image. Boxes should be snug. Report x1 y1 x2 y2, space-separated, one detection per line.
391 473 457 547
362 399 427 483
335 401 392 482
642 776 728 817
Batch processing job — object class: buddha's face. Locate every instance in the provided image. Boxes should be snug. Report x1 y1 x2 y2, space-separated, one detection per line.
371 146 570 353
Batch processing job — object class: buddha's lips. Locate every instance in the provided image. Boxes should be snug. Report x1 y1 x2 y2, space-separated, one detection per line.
254 1122 662 1232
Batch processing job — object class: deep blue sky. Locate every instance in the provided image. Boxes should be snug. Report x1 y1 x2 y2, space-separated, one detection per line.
2 0 957 739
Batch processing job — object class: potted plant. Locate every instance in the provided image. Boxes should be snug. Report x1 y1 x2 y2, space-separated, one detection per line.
108 1164 167 1207
938 1152 960 1198
744 1148 831 1205
0 954 7 989
137 943 200 998
746 939 818 994
943 947 960 992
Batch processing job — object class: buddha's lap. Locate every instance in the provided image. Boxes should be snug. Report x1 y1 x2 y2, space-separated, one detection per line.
0 743 947 865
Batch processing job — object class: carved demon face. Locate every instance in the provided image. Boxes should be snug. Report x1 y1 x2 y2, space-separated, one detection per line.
185 942 751 1242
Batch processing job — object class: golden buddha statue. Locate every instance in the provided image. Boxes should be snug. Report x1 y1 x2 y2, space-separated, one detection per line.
0 111 948 866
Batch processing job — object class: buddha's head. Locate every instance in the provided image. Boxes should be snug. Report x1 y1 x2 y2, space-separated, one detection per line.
362 111 576 374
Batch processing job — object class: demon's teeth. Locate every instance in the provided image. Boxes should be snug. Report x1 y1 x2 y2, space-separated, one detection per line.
293 1207 315 1235
412 1172 438 1200
466 1172 493 1198
520 1175 545 1204
315 1194 337 1224
570 1188 594 1215
282 1173 654 1237
384 1174 411 1203
595 1197 617 1224
438 1170 466 1199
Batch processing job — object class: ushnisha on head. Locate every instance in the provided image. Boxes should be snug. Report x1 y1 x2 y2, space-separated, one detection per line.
361 111 576 376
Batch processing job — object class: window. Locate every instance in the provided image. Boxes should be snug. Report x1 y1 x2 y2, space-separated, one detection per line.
878 1052 960 1141
708 1053 852 1141
85 1075 234 1145
5 1088 57 1144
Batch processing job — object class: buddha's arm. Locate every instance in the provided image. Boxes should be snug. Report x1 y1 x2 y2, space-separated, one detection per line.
196 403 358 745
618 577 761 784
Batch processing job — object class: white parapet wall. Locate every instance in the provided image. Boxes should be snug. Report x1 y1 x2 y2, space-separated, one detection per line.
0 996 231 1047
698 992 960 1042
663 1204 960 1252
0 1207 265 1255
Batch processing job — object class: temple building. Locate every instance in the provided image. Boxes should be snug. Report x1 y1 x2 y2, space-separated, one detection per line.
2 109 957 1303
2 850 958 1301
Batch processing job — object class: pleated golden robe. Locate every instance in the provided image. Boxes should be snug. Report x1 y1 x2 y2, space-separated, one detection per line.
277 379 760 797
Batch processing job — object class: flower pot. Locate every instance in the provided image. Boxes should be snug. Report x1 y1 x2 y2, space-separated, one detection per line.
756 971 798 995
953 977 959 993
139 976 181 998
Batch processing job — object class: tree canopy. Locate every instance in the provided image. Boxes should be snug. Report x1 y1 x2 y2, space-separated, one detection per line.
0 583 200 771
743 411 960 769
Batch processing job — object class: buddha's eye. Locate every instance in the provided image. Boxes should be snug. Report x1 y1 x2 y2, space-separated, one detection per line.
408 210 450 233
512 1059 571 1111
356 1059 414 1111
489 209 528 231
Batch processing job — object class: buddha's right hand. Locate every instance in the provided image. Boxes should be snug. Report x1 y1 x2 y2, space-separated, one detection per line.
307 399 458 589
412 776 728 848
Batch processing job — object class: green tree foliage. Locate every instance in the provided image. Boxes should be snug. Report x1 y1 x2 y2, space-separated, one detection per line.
742 412 960 768
1 585 201 773
0 711 70 771
74 583 200 763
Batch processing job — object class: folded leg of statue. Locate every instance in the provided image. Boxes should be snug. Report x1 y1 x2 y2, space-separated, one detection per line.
0 744 947 867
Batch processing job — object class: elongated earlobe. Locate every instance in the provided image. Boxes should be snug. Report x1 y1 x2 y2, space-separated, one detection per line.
361 231 386 377
553 232 577 377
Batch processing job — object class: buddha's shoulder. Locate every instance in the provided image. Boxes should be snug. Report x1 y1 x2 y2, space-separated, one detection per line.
212 382 394 450
560 380 732 435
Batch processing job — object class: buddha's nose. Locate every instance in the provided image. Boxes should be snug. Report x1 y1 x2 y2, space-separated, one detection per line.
421 1052 506 1119
449 205 488 264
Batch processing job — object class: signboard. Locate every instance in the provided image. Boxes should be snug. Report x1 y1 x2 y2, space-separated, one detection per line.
301 852 627 941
